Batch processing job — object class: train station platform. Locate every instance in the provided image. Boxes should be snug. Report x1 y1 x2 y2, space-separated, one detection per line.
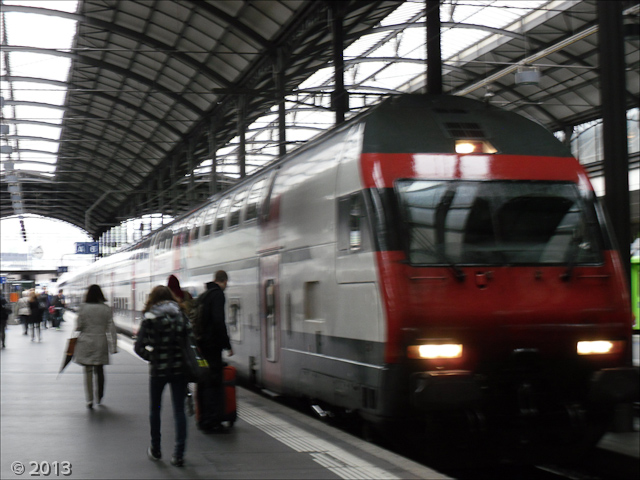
0 316 449 480
2 316 638 480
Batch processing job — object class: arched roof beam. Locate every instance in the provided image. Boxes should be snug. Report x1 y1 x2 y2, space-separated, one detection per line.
359 21 527 41
183 0 271 49
3 46 205 115
4 127 153 184
1 4 233 89
2 76 184 138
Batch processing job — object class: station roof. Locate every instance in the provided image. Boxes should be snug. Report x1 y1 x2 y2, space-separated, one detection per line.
1 0 639 239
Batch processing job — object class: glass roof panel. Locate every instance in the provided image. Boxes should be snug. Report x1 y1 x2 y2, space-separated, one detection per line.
1 0 79 182
12 82 66 106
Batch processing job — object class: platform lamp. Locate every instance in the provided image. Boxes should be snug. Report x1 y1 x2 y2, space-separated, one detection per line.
515 65 541 86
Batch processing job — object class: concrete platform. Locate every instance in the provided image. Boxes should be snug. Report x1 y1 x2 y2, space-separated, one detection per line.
0 316 449 480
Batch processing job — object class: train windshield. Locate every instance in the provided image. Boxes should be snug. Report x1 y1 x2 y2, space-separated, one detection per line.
396 180 603 266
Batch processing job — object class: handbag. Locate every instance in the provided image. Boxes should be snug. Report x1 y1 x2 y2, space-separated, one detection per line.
180 319 210 383
49 306 55 314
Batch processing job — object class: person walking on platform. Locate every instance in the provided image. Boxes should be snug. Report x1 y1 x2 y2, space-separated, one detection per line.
27 290 42 342
134 285 191 467
167 274 193 311
196 270 234 433
39 288 51 329
73 285 118 409
15 291 30 335
1 296 10 348
51 289 66 329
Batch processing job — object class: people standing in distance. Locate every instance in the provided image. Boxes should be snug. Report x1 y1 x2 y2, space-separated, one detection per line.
196 270 234 432
39 287 51 329
27 290 42 342
52 289 66 329
73 284 118 409
167 274 193 311
15 290 30 335
134 285 191 467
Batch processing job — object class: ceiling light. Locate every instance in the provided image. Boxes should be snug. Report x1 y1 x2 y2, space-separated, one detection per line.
515 66 540 86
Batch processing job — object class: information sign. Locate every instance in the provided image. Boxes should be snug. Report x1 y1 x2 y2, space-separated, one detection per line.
75 242 99 254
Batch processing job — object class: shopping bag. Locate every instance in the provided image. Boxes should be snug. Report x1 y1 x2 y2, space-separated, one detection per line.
59 337 77 374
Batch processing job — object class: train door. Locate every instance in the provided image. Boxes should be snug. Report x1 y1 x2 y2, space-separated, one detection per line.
259 253 282 391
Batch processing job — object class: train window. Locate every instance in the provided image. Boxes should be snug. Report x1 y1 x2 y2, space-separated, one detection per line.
191 212 205 242
265 280 277 362
337 192 371 254
229 189 248 228
304 281 320 320
349 196 363 251
396 180 603 266
202 203 217 238
260 170 279 224
245 178 266 222
227 298 241 342
215 197 231 233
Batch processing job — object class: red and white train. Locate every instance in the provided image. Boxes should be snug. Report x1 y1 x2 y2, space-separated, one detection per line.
60 94 637 452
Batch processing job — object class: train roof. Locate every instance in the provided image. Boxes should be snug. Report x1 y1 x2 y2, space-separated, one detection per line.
361 95 573 158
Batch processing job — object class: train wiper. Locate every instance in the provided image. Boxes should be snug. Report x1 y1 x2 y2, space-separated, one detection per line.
561 233 585 282
425 240 466 283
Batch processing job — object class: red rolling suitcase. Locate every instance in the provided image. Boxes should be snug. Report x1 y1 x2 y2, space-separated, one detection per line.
220 365 237 426
195 365 237 429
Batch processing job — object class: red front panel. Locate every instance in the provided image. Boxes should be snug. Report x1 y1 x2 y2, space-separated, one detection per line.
361 153 592 189
362 153 632 366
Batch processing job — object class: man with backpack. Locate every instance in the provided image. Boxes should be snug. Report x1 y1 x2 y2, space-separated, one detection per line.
195 270 233 433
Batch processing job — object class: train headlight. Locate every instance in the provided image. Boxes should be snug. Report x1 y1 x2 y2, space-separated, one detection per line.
577 340 622 355
408 343 463 359
455 140 497 154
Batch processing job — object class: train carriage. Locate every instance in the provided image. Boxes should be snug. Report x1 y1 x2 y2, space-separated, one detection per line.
60 94 637 456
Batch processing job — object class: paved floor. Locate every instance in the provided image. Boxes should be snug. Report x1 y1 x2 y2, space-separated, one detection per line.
0 317 449 480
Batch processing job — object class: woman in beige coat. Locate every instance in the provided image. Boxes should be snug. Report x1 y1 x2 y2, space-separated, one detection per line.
74 285 117 409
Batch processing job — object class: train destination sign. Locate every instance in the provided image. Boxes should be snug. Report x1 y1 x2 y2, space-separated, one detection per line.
75 242 99 254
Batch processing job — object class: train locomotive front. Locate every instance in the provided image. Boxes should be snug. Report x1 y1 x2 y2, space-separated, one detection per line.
355 95 637 452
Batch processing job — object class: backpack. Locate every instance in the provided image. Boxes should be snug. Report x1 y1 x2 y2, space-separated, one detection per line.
184 289 212 341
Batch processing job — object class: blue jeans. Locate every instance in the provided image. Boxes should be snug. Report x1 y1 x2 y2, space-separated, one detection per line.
149 375 187 458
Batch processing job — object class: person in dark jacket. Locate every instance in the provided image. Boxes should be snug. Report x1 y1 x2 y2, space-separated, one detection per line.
1 296 10 348
134 285 191 467
38 288 51 329
196 270 233 432
51 289 65 329
27 290 42 342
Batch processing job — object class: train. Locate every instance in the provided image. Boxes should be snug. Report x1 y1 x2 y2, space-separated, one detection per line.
59 94 637 456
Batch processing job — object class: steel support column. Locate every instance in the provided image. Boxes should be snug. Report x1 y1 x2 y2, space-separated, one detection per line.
426 0 442 95
237 95 246 178
188 139 195 204
208 118 218 196
598 0 630 285
331 2 348 124
276 52 287 159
